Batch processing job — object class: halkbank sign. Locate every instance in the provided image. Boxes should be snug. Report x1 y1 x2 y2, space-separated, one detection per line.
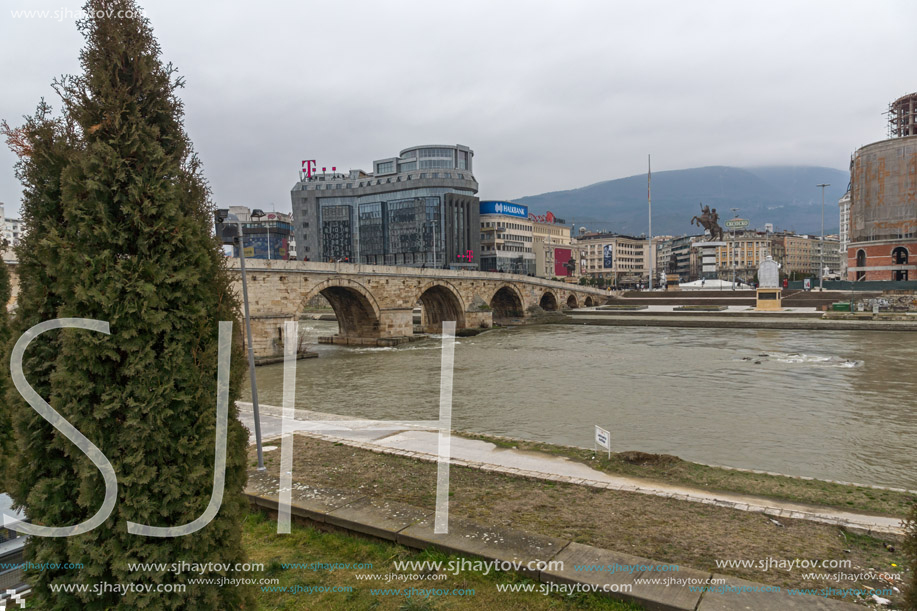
480 200 528 219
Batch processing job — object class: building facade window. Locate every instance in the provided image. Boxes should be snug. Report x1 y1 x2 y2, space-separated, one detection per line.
419 159 453 169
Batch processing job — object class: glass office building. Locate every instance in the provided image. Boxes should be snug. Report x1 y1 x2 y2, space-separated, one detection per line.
291 145 480 268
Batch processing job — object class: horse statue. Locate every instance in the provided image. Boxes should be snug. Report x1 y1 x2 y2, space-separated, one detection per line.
691 203 724 241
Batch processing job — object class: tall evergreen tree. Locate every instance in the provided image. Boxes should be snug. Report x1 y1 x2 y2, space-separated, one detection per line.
4 1 251 608
2 105 77 596
0 243 11 493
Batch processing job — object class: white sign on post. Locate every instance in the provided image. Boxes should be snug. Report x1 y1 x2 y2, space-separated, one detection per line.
594 425 611 459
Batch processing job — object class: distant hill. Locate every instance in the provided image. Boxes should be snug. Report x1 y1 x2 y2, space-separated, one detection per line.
513 166 849 236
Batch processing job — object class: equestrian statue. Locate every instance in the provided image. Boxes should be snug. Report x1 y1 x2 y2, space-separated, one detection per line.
690 203 724 241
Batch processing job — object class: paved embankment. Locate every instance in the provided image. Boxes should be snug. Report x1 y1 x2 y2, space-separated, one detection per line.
563 308 917 331
610 290 880 311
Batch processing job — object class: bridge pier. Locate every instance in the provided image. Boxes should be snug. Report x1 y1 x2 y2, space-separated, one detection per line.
247 315 290 360
463 310 492 330
319 307 414 346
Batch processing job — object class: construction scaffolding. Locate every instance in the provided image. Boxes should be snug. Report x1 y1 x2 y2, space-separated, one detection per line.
887 92 917 138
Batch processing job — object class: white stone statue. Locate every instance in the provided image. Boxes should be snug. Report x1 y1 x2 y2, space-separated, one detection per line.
758 255 780 289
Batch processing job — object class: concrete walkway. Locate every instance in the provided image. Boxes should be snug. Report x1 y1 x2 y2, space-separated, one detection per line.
238 403 906 536
580 304 820 313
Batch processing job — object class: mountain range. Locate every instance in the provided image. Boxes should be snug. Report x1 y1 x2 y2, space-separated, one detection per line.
513 166 850 237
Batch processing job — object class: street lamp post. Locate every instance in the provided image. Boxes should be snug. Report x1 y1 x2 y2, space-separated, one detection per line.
817 184 830 290
217 211 266 471
426 219 439 268
730 208 739 290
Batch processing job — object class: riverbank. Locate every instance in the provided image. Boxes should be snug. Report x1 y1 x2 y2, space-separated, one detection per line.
246 431 908 607
563 308 917 331
299 306 917 332
238 403 910 531
456 432 915 518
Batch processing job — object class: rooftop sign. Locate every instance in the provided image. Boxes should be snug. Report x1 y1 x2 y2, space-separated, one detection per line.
480 201 528 218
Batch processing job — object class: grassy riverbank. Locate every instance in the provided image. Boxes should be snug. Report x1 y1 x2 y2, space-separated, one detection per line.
459 433 915 518
252 435 910 607
243 511 639 610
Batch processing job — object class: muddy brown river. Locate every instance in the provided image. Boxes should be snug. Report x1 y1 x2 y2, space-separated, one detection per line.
243 321 917 490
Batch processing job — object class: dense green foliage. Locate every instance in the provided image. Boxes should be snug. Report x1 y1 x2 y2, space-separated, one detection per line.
3 1 252 608
0 243 10 492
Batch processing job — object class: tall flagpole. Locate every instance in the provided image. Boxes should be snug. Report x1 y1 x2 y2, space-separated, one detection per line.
648 155 653 290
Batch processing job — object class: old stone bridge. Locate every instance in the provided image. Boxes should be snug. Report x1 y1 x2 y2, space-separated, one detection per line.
227 260 609 358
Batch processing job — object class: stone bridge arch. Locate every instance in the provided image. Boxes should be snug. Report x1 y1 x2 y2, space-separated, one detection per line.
301 277 382 338
539 290 559 311
489 284 525 324
566 294 578 309
414 280 467 334
584 296 595 307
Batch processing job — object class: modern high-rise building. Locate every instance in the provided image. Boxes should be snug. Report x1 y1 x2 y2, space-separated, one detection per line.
290 145 480 268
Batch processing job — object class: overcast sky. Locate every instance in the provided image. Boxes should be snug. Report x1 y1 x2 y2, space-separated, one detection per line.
1 0 914 217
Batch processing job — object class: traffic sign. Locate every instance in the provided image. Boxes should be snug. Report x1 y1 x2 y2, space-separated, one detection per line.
725 218 749 229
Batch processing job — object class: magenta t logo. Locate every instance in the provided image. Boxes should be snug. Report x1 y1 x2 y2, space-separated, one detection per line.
301 160 316 178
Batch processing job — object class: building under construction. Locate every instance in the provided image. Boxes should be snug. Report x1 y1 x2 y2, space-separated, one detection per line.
847 92 917 281
887 92 917 138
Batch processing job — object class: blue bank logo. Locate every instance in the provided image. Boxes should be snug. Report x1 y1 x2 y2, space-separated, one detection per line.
481 201 527 218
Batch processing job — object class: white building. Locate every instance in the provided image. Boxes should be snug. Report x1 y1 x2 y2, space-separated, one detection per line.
838 191 850 278
0 204 24 248
479 201 535 274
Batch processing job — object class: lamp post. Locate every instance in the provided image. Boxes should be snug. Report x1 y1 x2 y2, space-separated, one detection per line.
647 155 653 290
816 184 830 290
426 219 439 268
216 211 266 470
730 208 739 290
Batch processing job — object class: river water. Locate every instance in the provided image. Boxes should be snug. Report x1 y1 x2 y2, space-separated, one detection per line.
243 320 917 490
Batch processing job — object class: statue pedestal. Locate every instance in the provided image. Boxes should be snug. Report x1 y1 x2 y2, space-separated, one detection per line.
692 241 727 279
665 274 680 291
756 288 782 311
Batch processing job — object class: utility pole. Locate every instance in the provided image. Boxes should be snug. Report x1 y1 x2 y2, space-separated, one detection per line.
647 155 653 290
817 183 830 290
217 211 266 470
